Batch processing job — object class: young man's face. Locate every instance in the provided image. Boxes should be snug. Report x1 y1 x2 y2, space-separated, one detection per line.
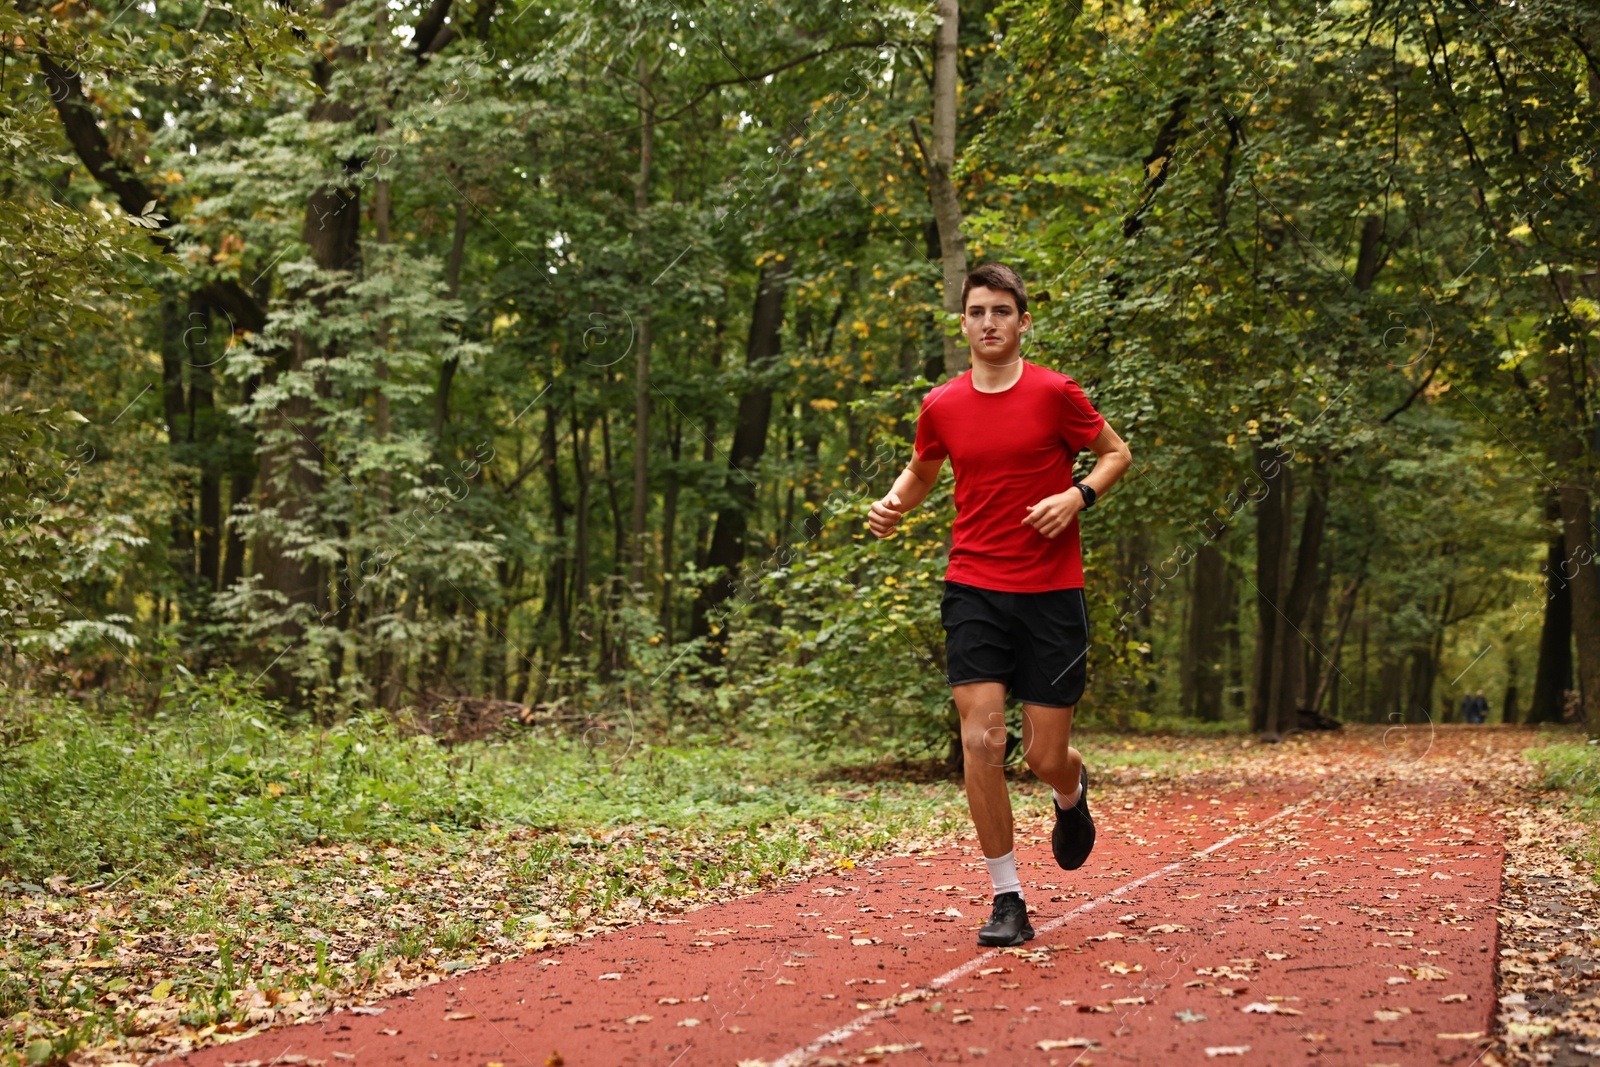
960 285 1032 364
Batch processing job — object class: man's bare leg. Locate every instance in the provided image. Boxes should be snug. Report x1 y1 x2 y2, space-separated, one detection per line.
955 681 1036 944
954 681 1014 857
1020 703 1082 800
1023 702 1095 869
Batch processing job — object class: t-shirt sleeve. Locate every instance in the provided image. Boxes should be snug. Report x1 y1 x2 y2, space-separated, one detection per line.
1056 376 1106 453
913 389 948 462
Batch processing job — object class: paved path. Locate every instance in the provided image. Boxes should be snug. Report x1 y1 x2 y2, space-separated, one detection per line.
173 729 1506 1066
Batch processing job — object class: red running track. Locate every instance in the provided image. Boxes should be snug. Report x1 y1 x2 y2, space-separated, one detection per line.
173 772 1503 1066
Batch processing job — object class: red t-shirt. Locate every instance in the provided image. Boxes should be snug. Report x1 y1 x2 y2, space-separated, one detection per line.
913 360 1105 592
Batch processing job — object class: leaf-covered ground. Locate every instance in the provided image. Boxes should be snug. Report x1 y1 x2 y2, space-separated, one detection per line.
1494 801 1600 1066
2 784 967 1066
3 724 1594 1067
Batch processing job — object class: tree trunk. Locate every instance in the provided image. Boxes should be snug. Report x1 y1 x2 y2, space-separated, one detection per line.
1309 578 1361 716
659 418 681 640
253 337 329 704
1528 535 1573 723
187 293 223 593
928 0 967 380
159 296 196 587
1357 601 1370 719
599 401 626 580
572 410 592 627
692 256 792 642
781 419 797 551
1405 645 1435 726
1268 608 1303 732
1251 444 1292 735
1328 654 1342 718
372 107 393 514
692 314 726 572
1303 554 1332 713
542 397 572 656
432 200 471 450
1558 483 1600 733
1544 266 1600 734
631 52 655 595
1245 208 1373 734
1185 542 1227 721
196 440 222 591
1431 580 1453 722
1222 559 1244 713
1178 567 1196 714
1502 655 1520 724
1270 459 1329 729
262 175 359 660
1113 531 1154 722
1375 653 1401 724
253 13 362 704
631 311 652 593
221 468 251 591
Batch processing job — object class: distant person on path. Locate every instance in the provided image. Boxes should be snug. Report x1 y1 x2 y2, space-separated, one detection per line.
1458 691 1476 724
1469 689 1489 724
867 263 1132 948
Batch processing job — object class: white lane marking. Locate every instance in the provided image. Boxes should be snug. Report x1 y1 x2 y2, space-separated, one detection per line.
769 801 1304 1067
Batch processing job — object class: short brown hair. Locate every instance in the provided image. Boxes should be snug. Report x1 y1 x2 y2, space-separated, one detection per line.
961 262 1027 316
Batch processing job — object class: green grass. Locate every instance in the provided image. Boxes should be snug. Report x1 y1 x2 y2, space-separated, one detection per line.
0 678 488 882
1525 739 1600 883
0 672 1254 888
0 672 977 884
1528 740 1600 802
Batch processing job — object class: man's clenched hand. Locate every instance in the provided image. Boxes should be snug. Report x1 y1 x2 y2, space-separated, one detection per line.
868 491 907 539
1022 489 1084 540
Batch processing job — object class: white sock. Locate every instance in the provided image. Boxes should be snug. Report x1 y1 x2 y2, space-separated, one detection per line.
983 850 1023 898
1054 782 1083 809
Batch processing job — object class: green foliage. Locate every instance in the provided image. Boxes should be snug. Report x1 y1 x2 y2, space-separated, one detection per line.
1530 740 1600 803
960 0 1595 725
4 0 1599 744
0 673 490 880
0 669 973 882
725 472 955 752
0 0 318 606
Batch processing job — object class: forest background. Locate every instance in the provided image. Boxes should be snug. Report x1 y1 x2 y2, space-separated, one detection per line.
6 0 1600 756
8 1 1600 1061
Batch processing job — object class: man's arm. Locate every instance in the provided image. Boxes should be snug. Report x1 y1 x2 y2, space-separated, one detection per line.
1021 422 1134 539
868 454 944 539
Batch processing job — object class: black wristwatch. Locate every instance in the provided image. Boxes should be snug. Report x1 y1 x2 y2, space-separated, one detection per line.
1074 483 1097 508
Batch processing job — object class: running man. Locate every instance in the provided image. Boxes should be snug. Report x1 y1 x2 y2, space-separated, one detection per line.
868 262 1133 947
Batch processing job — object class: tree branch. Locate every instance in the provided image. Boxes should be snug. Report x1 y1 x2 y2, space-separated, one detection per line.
37 54 166 237
1380 354 1442 423
906 116 931 172
595 39 902 139
36 52 267 329
1123 93 1190 239
413 0 463 59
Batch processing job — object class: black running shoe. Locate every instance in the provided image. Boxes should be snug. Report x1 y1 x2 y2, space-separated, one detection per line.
1052 765 1095 870
976 891 1034 947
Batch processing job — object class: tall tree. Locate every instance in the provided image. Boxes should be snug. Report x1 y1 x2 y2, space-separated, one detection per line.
631 50 656 596
1183 541 1227 721
926 0 966 380
692 255 792 642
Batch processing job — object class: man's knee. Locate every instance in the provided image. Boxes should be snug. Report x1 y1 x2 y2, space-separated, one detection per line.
961 721 1007 761
1025 746 1069 783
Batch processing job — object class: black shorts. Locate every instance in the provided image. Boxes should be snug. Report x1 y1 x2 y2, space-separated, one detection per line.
940 581 1090 708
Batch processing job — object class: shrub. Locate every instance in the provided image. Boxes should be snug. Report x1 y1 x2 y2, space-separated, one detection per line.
0 671 490 880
